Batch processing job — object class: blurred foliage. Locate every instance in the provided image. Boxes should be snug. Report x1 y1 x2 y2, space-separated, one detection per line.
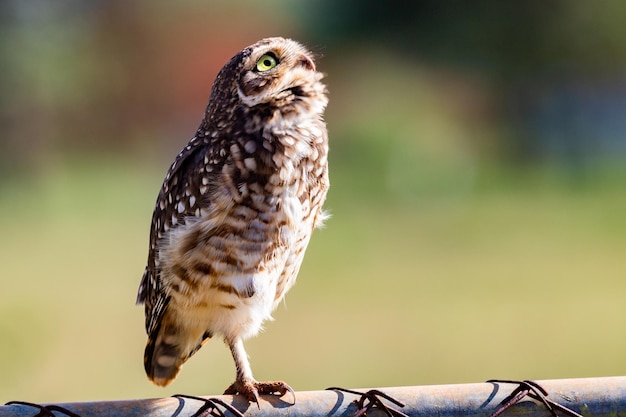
298 0 626 75
295 0 626 164
1 0 626 404
1 158 625 403
2 0 626 171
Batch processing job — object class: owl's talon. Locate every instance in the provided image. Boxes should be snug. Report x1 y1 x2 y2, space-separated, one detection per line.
284 384 296 404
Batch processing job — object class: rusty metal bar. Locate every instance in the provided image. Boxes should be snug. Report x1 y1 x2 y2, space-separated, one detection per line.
1 376 625 416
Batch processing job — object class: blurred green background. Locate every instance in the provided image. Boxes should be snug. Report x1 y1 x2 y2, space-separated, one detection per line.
1 0 626 404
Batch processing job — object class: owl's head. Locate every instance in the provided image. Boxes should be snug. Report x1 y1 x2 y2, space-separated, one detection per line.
208 37 327 121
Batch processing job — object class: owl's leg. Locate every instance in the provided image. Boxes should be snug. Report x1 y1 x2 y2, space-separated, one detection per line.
223 337 294 404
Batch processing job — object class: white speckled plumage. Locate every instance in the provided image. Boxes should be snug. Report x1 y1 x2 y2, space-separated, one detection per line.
136 37 329 402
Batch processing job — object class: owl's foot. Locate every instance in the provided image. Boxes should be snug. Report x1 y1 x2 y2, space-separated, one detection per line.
224 378 295 405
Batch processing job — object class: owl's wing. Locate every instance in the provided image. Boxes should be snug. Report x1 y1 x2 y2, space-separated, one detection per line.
137 135 221 335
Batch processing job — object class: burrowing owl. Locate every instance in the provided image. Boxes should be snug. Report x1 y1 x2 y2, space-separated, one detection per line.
136 37 329 403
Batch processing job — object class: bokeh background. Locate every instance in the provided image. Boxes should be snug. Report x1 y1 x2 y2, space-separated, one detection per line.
2 0 626 404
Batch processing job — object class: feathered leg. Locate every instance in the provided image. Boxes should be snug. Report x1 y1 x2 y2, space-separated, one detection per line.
223 337 294 404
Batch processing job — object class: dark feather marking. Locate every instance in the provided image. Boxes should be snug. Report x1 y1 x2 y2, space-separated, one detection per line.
172 264 190 282
211 282 239 295
194 261 213 275
180 228 202 255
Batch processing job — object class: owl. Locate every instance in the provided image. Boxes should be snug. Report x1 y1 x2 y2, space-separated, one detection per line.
136 37 329 403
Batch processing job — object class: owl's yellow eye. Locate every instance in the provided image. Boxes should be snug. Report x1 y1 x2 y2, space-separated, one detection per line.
255 54 278 72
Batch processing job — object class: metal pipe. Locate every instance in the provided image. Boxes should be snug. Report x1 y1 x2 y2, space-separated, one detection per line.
1 376 625 416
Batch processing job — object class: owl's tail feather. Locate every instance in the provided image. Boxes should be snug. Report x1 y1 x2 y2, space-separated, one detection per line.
144 311 212 387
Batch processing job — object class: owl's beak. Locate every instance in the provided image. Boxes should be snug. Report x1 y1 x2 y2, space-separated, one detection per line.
297 55 316 72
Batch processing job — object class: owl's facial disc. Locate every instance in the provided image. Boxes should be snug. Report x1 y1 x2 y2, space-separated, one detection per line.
237 38 320 108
